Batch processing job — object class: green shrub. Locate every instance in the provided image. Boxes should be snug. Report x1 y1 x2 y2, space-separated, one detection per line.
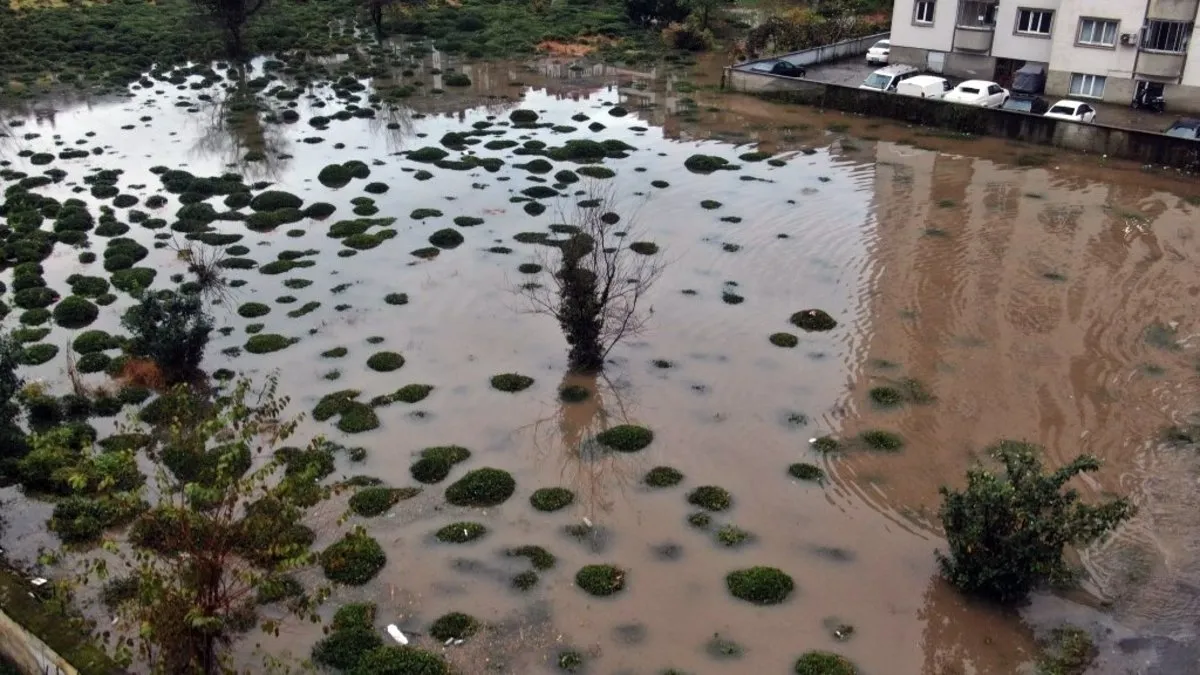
410 208 443 220
687 485 731 511
629 241 658 255
794 650 857 675
312 627 383 670
349 647 450 675
429 612 479 642
644 466 683 488
51 296 99 329
788 463 824 482
366 351 404 372
429 228 464 249
770 332 798 348
304 202 337 219
435 521 488 543
390 384 432 403
716 524 753 547
333 602 377 631
937 441 1134 603
318 163 353 188
20 343 59 366
408 147 449 162
507 544 556 570
14 286 57 310
559 384 589 402
237 302 271 318
575 564 625 596
530 487 574 512
726 566 794 605
684 154 735 173
244 334 297 354
859 430 903 451
443 72 471 87
445 467 515 507
510 109 539 124
249 190 303 211
67 275 110 297
454 216 484 227
349 486 419 517
321 529 387 585
790 309 837 332
337 402 379 434
595 424 653 452
490 373 534 392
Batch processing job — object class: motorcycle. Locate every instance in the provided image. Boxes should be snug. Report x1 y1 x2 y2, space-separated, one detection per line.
1131 81 1166 113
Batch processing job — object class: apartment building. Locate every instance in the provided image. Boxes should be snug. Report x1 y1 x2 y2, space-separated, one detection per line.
888 0 1200 111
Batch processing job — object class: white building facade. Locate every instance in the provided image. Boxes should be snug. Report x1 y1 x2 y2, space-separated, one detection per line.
888 0 1200 110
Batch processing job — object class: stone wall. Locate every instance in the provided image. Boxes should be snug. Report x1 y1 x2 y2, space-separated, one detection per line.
724 67 1200 171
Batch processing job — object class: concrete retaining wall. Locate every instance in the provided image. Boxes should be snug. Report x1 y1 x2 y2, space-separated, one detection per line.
724 68 1200 171
741 32 890 68
0 608 77 675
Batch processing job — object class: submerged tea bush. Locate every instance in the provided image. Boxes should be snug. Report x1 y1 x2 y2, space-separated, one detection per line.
559 384 589 402
644 466 683 488
530 487 575 512
687 485 732 511
684 154 736 173
789 463 824 482
53 295 99 329
350 646 449 675
321 529 387 585
349 486 419 517
770 332 799 348
366 351 404 372
429 612 479 642
245 334 298 354
859 430 904 451
595 424 654 452
490 373 534 392
445 468 515 507
435 521 488 543
507 545 557 570
791 309 837 332
575 564 625 596
794 650 857 675
726 566 794 605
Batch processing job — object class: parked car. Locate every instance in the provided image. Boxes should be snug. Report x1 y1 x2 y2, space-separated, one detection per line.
1043 100 1097 123
748 59 806 78
944 80 1009 108
896 75 951 99
859 64 920 93
866 39 890 65
1002 95 1049 115
1163 118 1200 140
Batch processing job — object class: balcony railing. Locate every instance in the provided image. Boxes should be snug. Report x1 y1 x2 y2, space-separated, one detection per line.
1136 51 1186 77
953 27 996 52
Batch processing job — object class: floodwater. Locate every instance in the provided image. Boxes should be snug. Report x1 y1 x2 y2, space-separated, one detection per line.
3 51 1200 675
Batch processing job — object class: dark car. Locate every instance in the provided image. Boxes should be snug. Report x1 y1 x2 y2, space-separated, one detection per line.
1163 118 1200 140
748 59 806 78
1001 94 1049 115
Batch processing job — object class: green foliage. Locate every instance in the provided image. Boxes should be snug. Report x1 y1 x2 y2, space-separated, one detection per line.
349 646 450 675
791 309 838 331
859 429 904 451
1036 626 1096 675
336 402 380 434
121 291 212 383
715 524 752 547
445 467 515 507
726 566 794 605
322 527 387 585
769 332 799 348
244 333 298 354
530 487 575 512
687 485 732 511
683 154 736 173
73 330 120 354
937 441 1134 603
490 372 534 392
312 626 383 670
789 463 824 481
575 564 626 596
249 191 302 211
429 612 479 641
435 521 488 543
794 650 857 674
333 603 377 631
237 302 271 318
595 424 653 452
429 228 464 249
644 466 683 487
366 351 405 372
507 545 556 570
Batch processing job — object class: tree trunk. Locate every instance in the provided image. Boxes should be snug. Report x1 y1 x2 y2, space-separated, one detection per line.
372 5 383 33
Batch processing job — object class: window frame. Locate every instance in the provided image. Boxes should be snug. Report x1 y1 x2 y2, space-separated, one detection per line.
913 0 936 25
1068 73 1106 99
1141 19 1192 54
1076 17 1119 48
1014 7 1054 37
957 0 998 29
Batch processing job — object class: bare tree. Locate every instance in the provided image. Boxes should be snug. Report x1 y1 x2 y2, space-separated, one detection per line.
519 185 665 373
191 0 269 56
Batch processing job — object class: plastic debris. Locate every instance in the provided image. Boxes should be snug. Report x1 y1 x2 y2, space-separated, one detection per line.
387 624 409 645
30 577 47 586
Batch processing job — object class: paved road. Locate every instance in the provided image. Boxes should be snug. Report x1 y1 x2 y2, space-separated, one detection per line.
801 57 1180 135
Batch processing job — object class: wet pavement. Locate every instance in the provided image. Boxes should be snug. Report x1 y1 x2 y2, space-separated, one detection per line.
799 57 1182 135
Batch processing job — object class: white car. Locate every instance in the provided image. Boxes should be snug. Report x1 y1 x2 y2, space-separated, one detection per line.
866 40 890 65
944 80 1010 108
1043 100 1097 124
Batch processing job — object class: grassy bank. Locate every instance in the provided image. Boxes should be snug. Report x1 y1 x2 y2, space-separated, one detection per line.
0 563 121 674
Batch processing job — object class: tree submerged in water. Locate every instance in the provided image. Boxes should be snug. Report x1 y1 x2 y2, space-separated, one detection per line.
937 440 1134 604
518 189 664 373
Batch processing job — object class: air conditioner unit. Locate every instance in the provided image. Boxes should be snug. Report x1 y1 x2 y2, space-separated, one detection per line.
1120 33 1136 45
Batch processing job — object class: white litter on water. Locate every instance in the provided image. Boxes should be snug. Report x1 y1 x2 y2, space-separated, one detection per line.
386 624 408 645
30 577 47 586
444 637 454 646
582 517 593 528
808 438 817 443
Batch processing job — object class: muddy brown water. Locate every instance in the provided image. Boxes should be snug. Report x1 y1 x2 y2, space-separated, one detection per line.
2 55 1200 674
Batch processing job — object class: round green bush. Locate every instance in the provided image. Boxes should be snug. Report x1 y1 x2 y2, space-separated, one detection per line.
644 466 683 488
337 403 380 434
577 166 615 179
73 329 120 354
53 295 99 329
575 564 625 597
249 190 303 211
68 275 110 297
860 429 904 451
20 309 52 326
77 352 112 374
318 163 353 188
321 530 387 585
770 332 799 348
629 241 658 255
789 463 824 482
391 384 432 403
304 202 337 219
14 286 58 309
687 485 732 511
454 216 484 227
510 109 539 124
237 302 271 318
366 351 404 372
349 646 450 675
434 521 488 543
794 650 857 675
559 384 589 402
312 626 383 670
364 182 389 194
429 612 479 642
507 545 556 570
869 386 903 407
684 154 733 173
410 457 451 484
21 343 59 365
530 487 574 512
595 425 653 452
811 436 840 453
429 228 464 249
245 334 298 354
791 309 837 332
349 487 418 517
700 199 722 210
726 566 794 605
445 467 515 507
490 373 534 392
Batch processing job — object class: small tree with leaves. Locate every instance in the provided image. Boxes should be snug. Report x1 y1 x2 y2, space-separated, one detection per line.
190 0 268 55
70 376 334 674
937 440 1134 603
519 188 665 373
121 290 214 386
0 332 28 482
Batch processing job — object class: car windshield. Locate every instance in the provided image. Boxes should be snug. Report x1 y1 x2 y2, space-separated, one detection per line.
957 86 980 95
873 41 889 49
1048 105 1075 115
750 61 776 71
1005 100 1033 111
863 74 890 89
1164 125 1198 139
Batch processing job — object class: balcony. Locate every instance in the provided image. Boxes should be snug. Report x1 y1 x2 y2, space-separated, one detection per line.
954 27 995 52
1147 0 1199 22
1136 51 1187 78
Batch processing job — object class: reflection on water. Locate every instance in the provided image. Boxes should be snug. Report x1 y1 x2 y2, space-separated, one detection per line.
2 51 1200 674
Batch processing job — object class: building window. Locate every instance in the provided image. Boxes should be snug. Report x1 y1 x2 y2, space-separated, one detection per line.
1016 8 1053 35
1142 20 1191 53
957 0 997 29
1077 18 1118 46
1069 73 1106 98
914 0 936 24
